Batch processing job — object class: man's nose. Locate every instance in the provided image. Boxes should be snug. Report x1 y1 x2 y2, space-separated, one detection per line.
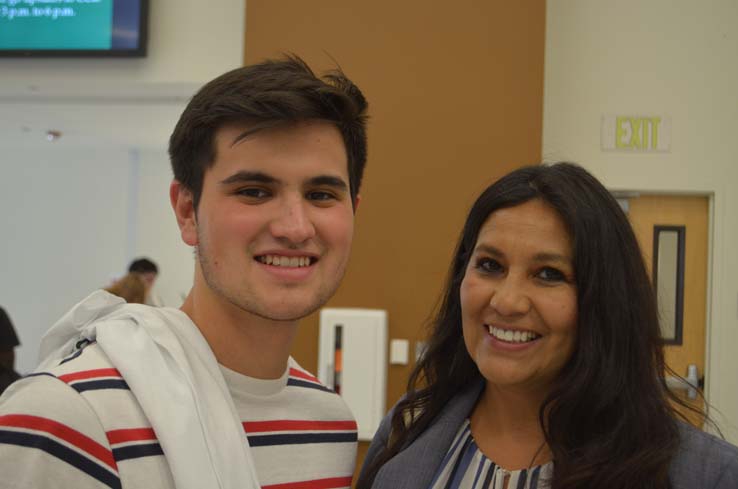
269 198 316 244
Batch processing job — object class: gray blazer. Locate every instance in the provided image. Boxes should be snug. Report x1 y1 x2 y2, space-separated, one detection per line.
359 382 738 488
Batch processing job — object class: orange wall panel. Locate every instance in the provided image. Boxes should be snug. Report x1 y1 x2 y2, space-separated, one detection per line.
244 0 546 481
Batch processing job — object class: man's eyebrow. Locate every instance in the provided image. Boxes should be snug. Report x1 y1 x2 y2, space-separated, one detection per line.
219 172 349 191
308 175 349 191
219 171 277 186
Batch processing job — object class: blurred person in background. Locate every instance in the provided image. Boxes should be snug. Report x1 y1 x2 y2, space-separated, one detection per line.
104 273 147 304
128 257 161 305
0 306 21 395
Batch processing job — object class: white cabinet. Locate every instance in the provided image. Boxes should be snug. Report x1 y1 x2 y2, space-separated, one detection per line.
318 308 387 441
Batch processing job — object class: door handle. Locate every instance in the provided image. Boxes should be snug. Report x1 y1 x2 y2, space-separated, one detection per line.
665 364 702 400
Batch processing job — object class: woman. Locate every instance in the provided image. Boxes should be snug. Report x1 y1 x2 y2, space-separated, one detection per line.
357 163 737 489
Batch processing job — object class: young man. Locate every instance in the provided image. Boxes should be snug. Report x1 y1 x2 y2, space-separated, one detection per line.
0 56 369 489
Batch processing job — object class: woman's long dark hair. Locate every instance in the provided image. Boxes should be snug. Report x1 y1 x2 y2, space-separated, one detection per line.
358 162 699 489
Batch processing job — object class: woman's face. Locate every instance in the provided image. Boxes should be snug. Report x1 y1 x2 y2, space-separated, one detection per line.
460 199 578 394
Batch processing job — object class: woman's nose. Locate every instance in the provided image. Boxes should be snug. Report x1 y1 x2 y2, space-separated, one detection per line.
488 278 531 317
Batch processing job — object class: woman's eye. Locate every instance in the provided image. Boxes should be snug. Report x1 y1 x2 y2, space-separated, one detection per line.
476 258 503 274
537 267 566 282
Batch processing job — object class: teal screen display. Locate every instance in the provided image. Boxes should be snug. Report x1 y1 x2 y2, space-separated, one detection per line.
0 0 145 54
0 1 113 49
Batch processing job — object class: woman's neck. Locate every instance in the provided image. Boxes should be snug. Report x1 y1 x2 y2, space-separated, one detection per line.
469 383 551 470
476 383 546 435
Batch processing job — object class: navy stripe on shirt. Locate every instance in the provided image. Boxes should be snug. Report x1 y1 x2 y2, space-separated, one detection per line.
0 429 121 489
113 443 164 462
70 379 130 393
286 378 334 392
247 432 357 447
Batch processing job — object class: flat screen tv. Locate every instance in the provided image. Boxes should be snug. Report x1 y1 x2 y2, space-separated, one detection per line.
0 0 148 57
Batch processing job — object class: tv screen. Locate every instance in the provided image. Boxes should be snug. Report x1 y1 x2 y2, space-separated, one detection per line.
0 0 148 57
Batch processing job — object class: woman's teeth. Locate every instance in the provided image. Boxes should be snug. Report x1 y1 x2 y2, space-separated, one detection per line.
488 325 540 343
258 255 312 267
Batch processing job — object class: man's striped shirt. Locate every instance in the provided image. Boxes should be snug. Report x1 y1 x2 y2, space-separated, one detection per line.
0 342 357 489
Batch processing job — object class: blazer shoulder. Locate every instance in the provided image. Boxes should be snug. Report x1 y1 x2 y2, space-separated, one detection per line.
670 422 738 489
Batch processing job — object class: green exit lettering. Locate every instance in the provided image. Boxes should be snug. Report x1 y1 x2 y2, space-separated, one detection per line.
615 117 662 150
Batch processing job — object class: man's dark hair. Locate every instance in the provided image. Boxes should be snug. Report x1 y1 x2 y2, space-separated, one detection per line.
168 54 369 210
128 257 159 275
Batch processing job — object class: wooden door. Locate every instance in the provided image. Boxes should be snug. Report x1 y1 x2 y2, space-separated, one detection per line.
624 195 709 426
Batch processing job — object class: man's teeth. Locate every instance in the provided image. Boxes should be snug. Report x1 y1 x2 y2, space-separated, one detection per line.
258 255 312 267
488 326 540 343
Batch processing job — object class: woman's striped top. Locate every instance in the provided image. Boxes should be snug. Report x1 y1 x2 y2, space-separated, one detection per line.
429 419 553 489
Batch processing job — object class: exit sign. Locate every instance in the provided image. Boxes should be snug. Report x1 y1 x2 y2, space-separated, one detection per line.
601 115 671 152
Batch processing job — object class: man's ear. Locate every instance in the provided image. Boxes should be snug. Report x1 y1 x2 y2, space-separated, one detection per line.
170 180 198 247
352 194 361 212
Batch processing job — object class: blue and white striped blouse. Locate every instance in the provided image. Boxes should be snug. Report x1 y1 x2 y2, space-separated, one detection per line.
429 419 553 489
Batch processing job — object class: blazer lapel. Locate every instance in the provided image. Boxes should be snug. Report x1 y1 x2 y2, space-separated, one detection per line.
372 381 483 489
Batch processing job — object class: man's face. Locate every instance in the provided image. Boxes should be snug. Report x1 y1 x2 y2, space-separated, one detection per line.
178 121 355 322
140 272 157 294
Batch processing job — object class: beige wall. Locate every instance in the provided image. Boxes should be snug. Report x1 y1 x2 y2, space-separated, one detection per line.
245 0 547 474
543 0 738 442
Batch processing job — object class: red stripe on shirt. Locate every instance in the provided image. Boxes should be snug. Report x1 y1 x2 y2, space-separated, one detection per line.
58 368 122 383
263 476 353 489
243 420 357 433
0 414 117 470
288 368 319 383
107 428 157 445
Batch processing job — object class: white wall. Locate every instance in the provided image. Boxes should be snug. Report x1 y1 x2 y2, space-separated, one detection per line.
2 148 128 372
0 0 245 374
0 147 196 374
543 1 738 442
134 148 195 308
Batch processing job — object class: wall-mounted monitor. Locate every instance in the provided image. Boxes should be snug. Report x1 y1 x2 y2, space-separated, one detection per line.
0 0 149 57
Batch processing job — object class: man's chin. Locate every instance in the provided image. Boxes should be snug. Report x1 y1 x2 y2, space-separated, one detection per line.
248 308 318 323
200 268 336 322
239 297 327 323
